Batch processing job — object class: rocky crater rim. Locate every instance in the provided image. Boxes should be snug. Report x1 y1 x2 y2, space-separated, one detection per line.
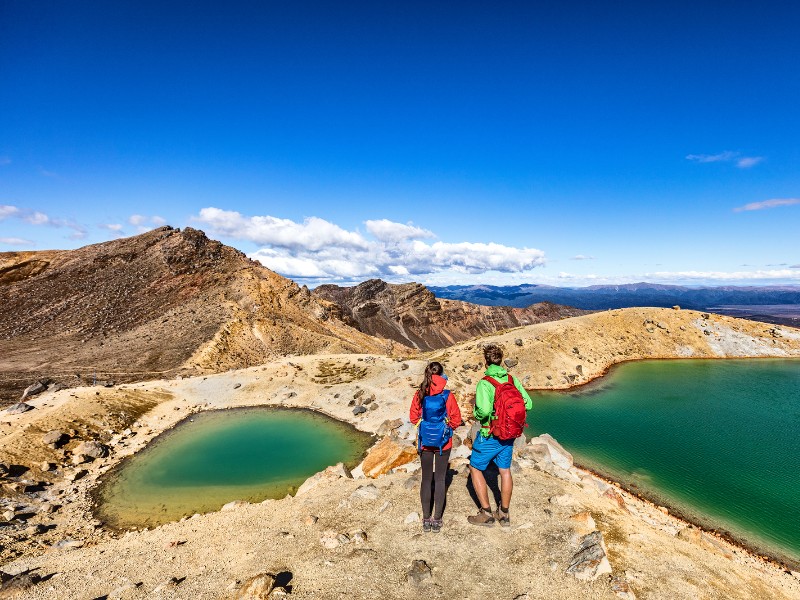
2 309 800 597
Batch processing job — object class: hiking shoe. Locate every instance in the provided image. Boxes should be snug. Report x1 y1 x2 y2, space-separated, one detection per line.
467 508 495 526
494 508 510 527
431 518 443 533
422 518 432 532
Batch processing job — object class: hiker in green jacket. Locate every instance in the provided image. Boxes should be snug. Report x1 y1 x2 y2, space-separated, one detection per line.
468 343 533 526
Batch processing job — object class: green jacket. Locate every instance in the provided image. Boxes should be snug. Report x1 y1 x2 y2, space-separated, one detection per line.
474 364 533 437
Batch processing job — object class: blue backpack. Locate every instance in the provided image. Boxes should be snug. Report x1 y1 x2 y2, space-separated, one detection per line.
418 390 453 454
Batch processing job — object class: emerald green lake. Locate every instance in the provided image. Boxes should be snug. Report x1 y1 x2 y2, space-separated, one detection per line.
529 358 800 564
95 407 373 529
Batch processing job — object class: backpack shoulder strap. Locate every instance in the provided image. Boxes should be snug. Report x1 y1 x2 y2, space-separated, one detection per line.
506 374 514 386
481 376 501 389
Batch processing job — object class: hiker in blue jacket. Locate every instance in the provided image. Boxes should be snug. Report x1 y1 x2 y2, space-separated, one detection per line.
409 361 462 532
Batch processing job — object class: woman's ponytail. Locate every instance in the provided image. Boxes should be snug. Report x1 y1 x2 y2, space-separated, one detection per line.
417 361 444 405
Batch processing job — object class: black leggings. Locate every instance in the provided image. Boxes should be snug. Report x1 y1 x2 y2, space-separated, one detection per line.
420 448 450 520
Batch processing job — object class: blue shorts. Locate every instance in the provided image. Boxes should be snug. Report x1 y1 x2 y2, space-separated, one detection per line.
469 432 514 470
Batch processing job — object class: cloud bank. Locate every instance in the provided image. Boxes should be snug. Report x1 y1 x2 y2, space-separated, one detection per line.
193 207 546 282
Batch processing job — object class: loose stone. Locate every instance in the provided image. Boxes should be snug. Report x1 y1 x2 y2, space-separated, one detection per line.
404 512 420 524
74 440 109 458
42 430 67 446
407 559 432 586
21 381 48 399
566 530 613 581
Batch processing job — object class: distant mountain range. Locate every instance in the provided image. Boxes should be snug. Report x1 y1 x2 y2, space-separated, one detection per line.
429 283 800 327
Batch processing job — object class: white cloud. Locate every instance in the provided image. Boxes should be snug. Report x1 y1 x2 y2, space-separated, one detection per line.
0 204 86 239
364 219 434 242
193 207 546 282
99 223 125 237
0 237 34 246
196 207 368 251
686 151 739 163
686 151 763 169
128 214 168 233
735 156 763 168
571 254 594 260
24 211 51 225
0 205 20 220
734 198 800 212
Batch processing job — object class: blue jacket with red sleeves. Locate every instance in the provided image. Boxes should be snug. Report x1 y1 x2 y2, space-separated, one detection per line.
409 374 462 451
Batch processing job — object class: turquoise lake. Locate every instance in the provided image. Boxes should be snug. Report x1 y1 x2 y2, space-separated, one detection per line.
95 407 373 529
528 358 800 564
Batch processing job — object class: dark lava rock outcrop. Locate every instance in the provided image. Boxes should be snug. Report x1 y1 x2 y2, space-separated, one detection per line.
313 279 589 351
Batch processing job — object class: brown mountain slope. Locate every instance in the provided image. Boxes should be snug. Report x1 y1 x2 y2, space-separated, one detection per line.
312 278 590 351
0 227 393 403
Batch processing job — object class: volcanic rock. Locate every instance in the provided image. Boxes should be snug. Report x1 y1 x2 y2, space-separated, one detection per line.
0 227 391 404
42 430 67 446
566 531 612 581
74 440 108 459
313 279 589 351
407 559 432 586
21 381 48 399
360 435 418 478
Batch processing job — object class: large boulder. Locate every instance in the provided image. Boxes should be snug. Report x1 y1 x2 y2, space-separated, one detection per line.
42 430 68 446
21 380 48 400
74 440 108 459
361 435 418 478
0 570 42 596
524 433 573 468
234 572 276 599
5 403 33 415
376 418 403 436
296 462 352 496
518 433 580 482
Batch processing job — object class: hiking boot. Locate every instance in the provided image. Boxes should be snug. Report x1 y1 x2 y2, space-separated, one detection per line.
430 518 443 533
422 518 432 533
494 508 510 527
467 508 495 526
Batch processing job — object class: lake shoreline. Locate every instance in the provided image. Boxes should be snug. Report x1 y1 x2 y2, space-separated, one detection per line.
89 405 375 532
572 460 800 572
527 356 800 572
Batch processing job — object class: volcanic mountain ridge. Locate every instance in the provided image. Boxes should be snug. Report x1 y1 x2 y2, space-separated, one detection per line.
0 226 393 403
313 279 589 351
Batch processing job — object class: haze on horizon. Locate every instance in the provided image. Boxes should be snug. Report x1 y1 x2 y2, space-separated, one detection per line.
1 1 799 288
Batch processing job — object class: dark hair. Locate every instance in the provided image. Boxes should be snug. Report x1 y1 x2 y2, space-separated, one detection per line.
483 343 503 366
417 361 444 402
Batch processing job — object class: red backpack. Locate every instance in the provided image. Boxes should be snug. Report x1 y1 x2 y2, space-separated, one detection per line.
483 374 527 440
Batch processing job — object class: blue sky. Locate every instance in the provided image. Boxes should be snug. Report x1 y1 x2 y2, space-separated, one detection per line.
1 1 799 287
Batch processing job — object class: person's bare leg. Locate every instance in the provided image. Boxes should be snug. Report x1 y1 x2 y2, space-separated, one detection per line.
470 466 491 509
498 468 513 510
